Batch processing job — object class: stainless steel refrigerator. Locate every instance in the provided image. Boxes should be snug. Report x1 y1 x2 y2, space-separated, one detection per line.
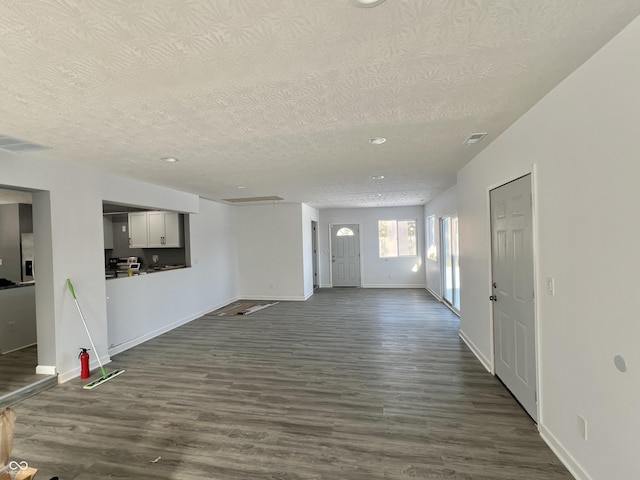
21 232 34 282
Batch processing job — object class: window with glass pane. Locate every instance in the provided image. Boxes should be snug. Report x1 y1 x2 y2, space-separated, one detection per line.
378 220 417 257
379 220 397 257
336 227 354 236
441 215 460 312
426 215 437 260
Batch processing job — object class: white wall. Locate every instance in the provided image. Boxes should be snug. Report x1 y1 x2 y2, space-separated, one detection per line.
319 206 425 288
457 15 640 480
106 198 239 355
236 203 307 300
423 186 457 299
302 203 320 299
0 152 241 381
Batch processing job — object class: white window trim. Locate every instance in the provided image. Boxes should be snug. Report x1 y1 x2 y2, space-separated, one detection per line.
378 219 418 258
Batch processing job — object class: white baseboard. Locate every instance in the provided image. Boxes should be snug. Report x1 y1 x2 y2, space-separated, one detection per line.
361 284 427 289
458 329 492 373
240 294 307 301
540 424 592 480
425 285 442 300
320 284 332 288
3 342 37 355
107 296 240 358
36 365 57 375
58 355 111 384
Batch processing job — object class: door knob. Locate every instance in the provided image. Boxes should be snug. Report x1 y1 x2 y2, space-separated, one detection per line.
489 295 497 302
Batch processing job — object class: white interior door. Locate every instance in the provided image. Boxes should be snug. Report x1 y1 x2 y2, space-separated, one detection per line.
331 224 361 287
490 174 537 421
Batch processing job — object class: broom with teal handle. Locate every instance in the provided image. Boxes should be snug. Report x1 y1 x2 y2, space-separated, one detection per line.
66 279 125 389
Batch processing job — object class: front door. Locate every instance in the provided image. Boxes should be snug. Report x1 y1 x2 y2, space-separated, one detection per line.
331 224 361 287
490 174 537 421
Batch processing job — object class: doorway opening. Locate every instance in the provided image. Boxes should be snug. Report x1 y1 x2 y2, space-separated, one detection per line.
311 221 319 290
0 186 57 407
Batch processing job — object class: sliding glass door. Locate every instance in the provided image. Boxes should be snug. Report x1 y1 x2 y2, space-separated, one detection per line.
440 216 460 312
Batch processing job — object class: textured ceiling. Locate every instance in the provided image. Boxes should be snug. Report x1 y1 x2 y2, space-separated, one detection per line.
1 1 639 208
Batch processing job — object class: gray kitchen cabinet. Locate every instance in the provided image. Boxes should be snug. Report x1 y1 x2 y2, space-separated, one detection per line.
103 216 114 249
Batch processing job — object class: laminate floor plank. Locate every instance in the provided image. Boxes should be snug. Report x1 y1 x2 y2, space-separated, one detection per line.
9 288 572 479
0 345 45 394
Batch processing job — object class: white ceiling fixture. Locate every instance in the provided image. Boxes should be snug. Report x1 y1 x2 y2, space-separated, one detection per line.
236 185 247 189
350 0 387 8
369 137 387 145
463 133 488 146
371 175 385 180
162 157 179 163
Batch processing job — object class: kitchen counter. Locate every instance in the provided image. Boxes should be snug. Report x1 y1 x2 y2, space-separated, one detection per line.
0 281 35 291
106 265 187 279
0 283 36 354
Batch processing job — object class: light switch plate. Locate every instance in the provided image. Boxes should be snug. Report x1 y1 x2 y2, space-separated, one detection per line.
122 225 126 232
546 276 555 296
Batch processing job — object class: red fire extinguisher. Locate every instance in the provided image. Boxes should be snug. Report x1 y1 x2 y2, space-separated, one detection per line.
79 348 90 379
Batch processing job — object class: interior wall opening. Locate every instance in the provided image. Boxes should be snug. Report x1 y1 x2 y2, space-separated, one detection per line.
0 186 57 406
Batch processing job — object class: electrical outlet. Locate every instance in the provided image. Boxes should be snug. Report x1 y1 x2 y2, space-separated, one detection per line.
577 415 588 440
152 255 159 263
122 225 126 232
0 258 2 265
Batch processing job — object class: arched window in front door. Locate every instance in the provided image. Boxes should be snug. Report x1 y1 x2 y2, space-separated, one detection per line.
336 227 355 237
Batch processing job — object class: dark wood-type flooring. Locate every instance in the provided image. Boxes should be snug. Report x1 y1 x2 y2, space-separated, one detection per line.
0 345 42 396
9 289 572 479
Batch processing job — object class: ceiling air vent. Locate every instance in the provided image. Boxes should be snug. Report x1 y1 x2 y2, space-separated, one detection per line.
223 196 284 203
0 135 50 153
463 132 487 145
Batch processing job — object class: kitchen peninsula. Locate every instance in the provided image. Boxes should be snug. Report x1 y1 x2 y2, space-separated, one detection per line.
0 282 36 354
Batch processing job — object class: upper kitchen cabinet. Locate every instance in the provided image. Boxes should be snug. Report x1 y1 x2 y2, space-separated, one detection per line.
128 212 148 248
128 211 183 248
147 211 181 247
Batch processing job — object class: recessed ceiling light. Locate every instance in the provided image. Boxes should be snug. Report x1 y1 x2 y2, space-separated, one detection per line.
162 157 178 163
236 185 247 189
372 175 385 180
375 193 383 197
369 137 387 145
350 0 387 8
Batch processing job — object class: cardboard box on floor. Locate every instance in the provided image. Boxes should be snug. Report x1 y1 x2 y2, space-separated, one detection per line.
0 467 38 480
1 407 37 479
